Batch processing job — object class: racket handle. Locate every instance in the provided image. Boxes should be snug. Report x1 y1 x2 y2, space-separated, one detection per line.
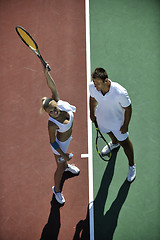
46 64 51 71
39 55 51 71
94 119 98 128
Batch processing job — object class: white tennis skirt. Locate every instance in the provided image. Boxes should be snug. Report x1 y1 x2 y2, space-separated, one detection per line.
51 136 72 155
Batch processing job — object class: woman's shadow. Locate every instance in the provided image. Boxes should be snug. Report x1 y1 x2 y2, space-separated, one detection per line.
40 148 131 240
40 171 80 240
73 147 131 240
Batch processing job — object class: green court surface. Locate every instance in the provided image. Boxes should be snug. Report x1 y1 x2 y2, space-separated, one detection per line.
89 0 160 239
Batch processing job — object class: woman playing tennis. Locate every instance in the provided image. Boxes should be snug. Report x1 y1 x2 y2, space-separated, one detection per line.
41 64 80 204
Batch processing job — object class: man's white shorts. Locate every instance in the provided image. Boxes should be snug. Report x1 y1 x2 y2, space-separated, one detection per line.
106 129 129 142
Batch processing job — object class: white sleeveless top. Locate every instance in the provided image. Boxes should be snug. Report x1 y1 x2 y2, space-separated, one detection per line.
48 100 76 133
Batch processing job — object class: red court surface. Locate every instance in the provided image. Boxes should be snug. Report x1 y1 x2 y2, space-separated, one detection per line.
0 0 89 239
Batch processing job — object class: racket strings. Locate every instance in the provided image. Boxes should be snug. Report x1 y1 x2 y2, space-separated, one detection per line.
96 135 111 161
16 26 49 70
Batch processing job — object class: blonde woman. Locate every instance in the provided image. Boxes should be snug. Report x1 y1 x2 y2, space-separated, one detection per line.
41 64 80 204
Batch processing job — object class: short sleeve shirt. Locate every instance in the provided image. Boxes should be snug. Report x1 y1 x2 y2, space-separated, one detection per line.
89 80 131 132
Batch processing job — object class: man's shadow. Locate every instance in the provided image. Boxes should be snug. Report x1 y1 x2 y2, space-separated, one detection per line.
40 171 80 240
73 147 131 240
94 147 131 240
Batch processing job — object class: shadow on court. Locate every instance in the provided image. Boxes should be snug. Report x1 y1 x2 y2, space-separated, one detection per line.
40 171 80 240
94 147 131 240
73 206 90 240
40 148 131 240
72 148 129 240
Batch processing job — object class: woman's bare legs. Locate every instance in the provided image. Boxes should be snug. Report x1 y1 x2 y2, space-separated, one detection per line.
54 154 67 192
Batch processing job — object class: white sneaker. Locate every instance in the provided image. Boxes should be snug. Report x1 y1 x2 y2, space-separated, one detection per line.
65 164 80 175
52 186 65 204
127 165 136 182
102 141 120 156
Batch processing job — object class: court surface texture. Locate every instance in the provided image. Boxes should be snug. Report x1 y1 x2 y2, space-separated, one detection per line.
0 0 160 240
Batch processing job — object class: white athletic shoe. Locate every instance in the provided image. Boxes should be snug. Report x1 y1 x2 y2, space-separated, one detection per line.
52 186 65 204
101 141 120 156
127 165 136 182
65 164 80 175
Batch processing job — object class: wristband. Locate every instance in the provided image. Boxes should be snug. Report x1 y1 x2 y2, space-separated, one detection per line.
51 141 59 150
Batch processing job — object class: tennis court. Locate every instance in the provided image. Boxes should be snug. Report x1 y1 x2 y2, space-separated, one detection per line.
90 0 160 239
0 0 160 239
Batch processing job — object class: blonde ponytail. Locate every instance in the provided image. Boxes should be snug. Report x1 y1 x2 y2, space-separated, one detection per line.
40 97 47 114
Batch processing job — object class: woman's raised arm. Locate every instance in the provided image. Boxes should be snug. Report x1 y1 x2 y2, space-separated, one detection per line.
44 65 59 102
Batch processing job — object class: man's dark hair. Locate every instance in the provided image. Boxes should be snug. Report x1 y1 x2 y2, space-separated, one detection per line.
91 68 108 82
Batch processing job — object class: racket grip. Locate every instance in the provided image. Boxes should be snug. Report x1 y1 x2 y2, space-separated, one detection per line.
43 61 51 71
46 64 51 71
94 119 98 128
39 55 51 71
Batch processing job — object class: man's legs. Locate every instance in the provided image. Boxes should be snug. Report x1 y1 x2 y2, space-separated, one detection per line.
106 132 136 182
101 132 120 155
119 137 136 182
107 132 119 144
119 137 134 166
106 132 134 165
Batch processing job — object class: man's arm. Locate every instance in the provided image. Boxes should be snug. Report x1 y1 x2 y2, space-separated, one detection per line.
44 66 59 102
89 96 97 122
120 104 132 134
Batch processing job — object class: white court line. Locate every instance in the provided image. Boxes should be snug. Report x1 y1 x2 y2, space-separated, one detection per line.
81 154 89 158
85 0 94 240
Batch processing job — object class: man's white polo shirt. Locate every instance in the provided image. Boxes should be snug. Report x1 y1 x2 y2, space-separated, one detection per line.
89 80 131 133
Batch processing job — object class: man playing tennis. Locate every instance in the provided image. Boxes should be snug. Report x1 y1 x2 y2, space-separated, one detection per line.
89 68 136 182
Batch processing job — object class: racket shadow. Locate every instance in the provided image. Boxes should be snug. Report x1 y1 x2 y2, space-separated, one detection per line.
40 171 79 240
94 147 131 240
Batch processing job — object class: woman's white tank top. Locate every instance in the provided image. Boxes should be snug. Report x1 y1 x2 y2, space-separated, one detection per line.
48 100 76 133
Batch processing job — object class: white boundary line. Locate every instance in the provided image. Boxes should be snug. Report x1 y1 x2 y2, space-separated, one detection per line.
81 154 89 158
85 0 94 239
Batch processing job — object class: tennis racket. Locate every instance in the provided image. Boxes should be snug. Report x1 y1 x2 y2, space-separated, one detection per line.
94 120 112 161
15 26 51 71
